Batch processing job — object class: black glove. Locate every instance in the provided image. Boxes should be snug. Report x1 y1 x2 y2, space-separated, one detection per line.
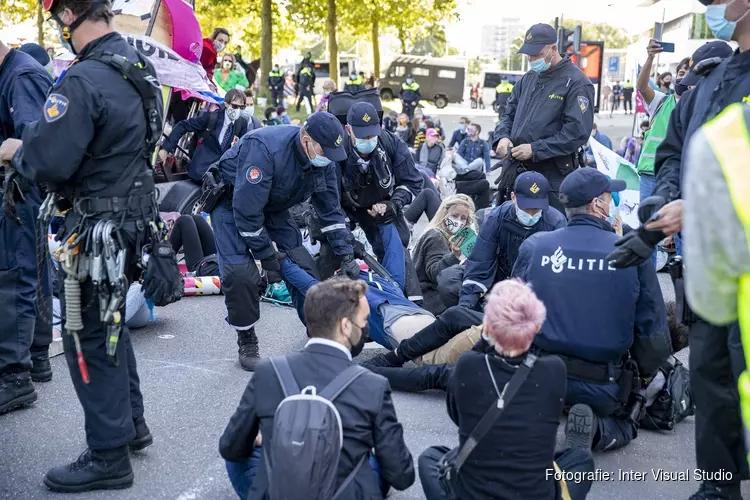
340 254 360 279
638 195 666 224
261 253 282 273
351 240 367 260
370 201 397 225
2 165 31 224
606 227 666 269
143 242 184 306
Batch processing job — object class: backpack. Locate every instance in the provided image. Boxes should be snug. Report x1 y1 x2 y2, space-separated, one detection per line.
641 357 694 431
327 88 384 126
266 356 369 500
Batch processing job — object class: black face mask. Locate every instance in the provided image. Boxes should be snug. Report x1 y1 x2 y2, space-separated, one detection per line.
347 321 368 357
674 78 689 97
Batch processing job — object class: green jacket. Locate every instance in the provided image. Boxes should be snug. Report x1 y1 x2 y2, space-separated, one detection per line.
214 69 250 92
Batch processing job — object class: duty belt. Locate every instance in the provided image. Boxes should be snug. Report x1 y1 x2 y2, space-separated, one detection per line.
74 193 155 215
543 350 622 384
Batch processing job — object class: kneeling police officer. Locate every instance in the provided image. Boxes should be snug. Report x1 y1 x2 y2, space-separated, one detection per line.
512 168 671 452
0 0 182 491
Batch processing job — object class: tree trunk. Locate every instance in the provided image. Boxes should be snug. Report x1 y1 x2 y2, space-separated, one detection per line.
398 27 407 54
37 1 44 46
371 16 380 77
260 0 273 98
327 0 339 87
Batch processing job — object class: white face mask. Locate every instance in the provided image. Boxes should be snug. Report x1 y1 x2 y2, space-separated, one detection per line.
214 40 226 53
444 216 464 234
226 108 240 122
240 106 254 120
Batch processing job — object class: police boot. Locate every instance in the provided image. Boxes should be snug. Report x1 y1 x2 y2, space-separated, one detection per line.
688 482 743 500
564 404 596 450
30 350 53 383
0 372 37 415
43 447 133 493
129 416 153 452
237 328 260 372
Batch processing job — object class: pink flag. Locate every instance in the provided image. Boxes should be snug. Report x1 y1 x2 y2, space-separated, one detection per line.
162 0 202 63
635 91 648 115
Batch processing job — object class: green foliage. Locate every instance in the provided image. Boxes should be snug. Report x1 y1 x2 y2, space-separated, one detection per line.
558 18 634 49
1 0 37 23
410 25 447 57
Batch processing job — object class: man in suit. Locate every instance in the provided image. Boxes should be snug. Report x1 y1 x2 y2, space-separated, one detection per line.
160 89 248 182
219 278 415 500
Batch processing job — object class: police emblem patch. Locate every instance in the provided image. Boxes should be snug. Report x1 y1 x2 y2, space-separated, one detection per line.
577 96 589 113
362 113 371 123
246 167 263 184
44 94 69 123
530 182 540 194
335 135 343 146
526 33 533 41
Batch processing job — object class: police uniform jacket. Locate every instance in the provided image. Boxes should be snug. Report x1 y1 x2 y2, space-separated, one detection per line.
511 215 671 377
654 50 750 202
492 57 595 166
0 49 53 140
231 125 353 261
459 201 565 306
13 33 162 201
399 84 421 103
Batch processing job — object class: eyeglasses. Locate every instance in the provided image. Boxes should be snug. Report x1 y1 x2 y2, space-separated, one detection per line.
228 104 246 110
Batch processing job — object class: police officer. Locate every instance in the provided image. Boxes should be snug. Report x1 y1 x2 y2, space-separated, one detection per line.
296 65 315 113
230 112 360 354
512 168 671 453
399 74 421 120
492 23 595 213
456 172 566 311
0 0 182 490
493 78 513 120
343 71 366 93
0 38 54 414
267 63 284 107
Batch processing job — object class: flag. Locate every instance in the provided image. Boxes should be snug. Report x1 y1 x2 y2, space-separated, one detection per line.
588 136 641 228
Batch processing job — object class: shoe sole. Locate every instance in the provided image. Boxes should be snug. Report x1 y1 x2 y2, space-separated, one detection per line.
564 404 595 450
31 371 53 383
129 434 153 452
0 390 37 415
43 473 134 493
239 360 258 372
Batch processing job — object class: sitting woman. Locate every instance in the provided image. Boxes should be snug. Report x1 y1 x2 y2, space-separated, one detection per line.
394 113 414 146
416 129 445 174
411 195 476 315
168 214 220 277
418 279 595 500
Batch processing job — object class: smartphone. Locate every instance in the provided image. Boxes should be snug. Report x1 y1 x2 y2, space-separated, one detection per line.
451 226 477 258
659 42 675 53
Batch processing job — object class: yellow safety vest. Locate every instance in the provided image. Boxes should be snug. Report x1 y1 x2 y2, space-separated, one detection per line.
269 70 283 78
300 67 313 76
348 76 364 85
702 103 750 465
402 81 420 91
495 82 513 94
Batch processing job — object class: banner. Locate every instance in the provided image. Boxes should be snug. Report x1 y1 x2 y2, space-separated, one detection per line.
635 90 647 115
588 136 641 228
162 0 203 63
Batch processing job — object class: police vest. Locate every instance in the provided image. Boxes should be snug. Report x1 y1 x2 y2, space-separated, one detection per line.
402 82 420 91
300 67 313 77
528 220 640 364
622 82 633 90
348 76 364 86
495 82 513 94
701 104 750 433
637 94 676 175
269 70 283 78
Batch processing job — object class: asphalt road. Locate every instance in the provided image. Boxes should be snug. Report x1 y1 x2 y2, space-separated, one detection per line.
2 106 746 500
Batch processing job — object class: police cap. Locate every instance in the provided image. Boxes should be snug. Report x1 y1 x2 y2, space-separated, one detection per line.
518 24 558 56
513 171 550 210
304 112 348 162
559 168 626 208
680 40 734 86
347 102 381 138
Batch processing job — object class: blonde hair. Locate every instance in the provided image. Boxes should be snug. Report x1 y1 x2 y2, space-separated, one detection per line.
484 279 546 356
322 79 336 92
423 194 477 242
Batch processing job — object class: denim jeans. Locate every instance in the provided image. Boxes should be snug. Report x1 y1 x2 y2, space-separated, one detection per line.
639 173 658 267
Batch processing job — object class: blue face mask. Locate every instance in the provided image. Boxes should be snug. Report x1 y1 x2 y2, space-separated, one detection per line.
516 207 542 227
311 154 331 167
355 137 378 154
706 4 737 41
530 48 552 73
459 124 466 132
596 198 616 225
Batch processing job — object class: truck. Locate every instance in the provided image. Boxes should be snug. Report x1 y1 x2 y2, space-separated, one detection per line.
378 55 466 109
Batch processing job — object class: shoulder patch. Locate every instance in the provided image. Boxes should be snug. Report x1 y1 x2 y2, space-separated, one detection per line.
577 96 590 114
44 94 69 123
246 166 263 184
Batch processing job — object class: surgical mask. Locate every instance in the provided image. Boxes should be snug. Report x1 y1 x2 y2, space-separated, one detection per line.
347 321 368 357
222 61 233 70
516 208 542 227
406 78 413 84
459 124 466 132
706 4 737 41
530 48 552 73
270 112 278 120
226 108 239 122
444 216 464 234
355 137 378 154
213 40 226 52
596 197 616 224
240 106 254 120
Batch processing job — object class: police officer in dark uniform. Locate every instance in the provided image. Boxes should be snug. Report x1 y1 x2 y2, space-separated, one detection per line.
296 65 315 112
267 63 284 107
399 75 421 120
343 71 366 93
512 168 671 453
230 112 360 348
0 0 182 491
0 38 54 414
494 78 513 120
492 23 595 213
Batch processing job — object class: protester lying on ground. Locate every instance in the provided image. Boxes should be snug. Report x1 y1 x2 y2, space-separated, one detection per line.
454 123 491 173
418 278 595 500
53 283 151 334
411 195 477 315
168 215 219 277
416 129 446 174
219 278 415 500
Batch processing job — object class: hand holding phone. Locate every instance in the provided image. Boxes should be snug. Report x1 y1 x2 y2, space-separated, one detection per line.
659 42 675 53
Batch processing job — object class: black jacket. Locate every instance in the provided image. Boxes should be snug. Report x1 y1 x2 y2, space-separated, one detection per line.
412 228 460 315
219 343 415 499
448 349 567 500
492 57 595 164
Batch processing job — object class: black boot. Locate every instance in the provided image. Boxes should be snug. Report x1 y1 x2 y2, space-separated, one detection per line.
362 349 405 369
564 404 596 450
0 372 37 415
688 482 742 500
30 350 53 383
237 329 260 372
129 416 153 451
44 447 133 493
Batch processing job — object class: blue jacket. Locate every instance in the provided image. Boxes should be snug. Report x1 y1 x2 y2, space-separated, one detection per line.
585 131 612 166
512 215 671 376
448 129 467 148
162 110 248 181
231 125 353 261
0 49 53 140
459 201 565 308
457 137 491 172
282 224 419 349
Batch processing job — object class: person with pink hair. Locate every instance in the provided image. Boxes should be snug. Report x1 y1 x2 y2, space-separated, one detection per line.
417 279 595 500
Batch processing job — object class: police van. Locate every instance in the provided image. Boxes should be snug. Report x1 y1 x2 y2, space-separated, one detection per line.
479 69 524 109
378 56 466 109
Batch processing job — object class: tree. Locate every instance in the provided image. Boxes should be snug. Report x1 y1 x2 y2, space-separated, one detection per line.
410 24 447 57
558 18 633 49
1 0 45 45
386 0 457 54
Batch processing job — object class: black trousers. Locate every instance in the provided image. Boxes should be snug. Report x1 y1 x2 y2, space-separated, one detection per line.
296 91 313 112
455 171 491 210
170 215 216 273
690 319 749 484
397 305 483 361
623 95 632 113
370 363 453 392
404 188 441 224
270 89 283 107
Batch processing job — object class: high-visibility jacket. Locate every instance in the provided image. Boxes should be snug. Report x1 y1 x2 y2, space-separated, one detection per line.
402 81 420 91
348 76 364 86
495 82 513 94
702 103 750 466
637 94 676 175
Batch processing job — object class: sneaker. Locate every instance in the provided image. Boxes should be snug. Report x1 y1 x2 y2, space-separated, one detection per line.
0 372 37 415
362 350 404 369
564 404 596 450
44 448 133 493
237 329 260 372
688 482 742 500
129 416 153 451
30 351 53 383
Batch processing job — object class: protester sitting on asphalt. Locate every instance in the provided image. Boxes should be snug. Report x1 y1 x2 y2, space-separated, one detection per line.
403 185 442 228
263 106 282 126
219 278 415 500
418 279 595 500
413 119 442 151
512 168 671 453
411 194 477 315
417 129 446 174
168 215 219 277
448 117 470 148
394 113 414 145
454 123 491 173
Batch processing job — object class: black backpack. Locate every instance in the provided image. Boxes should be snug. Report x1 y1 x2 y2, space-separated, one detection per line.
266 356 369 500
641 357 694 431
327 88 384 126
